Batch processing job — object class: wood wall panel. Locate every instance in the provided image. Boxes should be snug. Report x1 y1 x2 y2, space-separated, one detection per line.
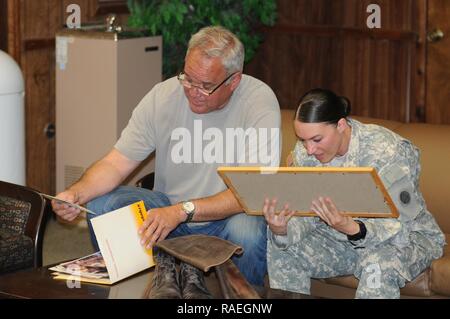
277 0 415 29
413 0 427 122
4 0 128 194
426 0 450 124
21 0 56 193
245 0 423 123
23 49 54 192
0 0 7 51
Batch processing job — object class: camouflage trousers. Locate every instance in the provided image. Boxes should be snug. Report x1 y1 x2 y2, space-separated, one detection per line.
267 230 438 299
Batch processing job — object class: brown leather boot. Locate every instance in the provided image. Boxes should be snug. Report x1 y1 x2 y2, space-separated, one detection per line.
180 262 213 299
148 251 182 299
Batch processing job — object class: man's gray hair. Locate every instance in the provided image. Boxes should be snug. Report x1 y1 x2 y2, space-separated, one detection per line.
186 26 245 75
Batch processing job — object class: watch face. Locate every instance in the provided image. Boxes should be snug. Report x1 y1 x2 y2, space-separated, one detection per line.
183 201 195 213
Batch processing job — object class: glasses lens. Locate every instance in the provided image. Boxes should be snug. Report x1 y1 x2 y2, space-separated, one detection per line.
178 73 211 95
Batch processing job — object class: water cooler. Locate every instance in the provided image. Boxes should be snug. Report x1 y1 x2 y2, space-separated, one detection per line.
55 26 162 193
0 50 25 185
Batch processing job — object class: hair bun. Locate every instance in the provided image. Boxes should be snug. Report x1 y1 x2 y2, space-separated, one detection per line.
340 96 351 117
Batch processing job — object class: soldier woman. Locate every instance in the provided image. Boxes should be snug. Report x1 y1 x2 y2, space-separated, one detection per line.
263 88 445 298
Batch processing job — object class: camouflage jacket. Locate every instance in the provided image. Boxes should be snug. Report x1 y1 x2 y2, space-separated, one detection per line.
271 118 445 257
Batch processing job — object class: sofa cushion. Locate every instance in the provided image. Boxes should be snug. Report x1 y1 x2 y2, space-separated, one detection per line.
318 267 434 297
393 124 450 234
431 234 450 296
351 116 404 132
280 109 296 166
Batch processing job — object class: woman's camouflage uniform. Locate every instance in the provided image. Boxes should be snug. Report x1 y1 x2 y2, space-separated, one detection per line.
268 118 445 298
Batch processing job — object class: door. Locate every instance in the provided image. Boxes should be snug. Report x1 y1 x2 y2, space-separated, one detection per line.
244 0 422 122
426 0 450 124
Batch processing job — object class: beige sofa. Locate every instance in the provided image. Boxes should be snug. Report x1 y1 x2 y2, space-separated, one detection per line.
279 109 450 298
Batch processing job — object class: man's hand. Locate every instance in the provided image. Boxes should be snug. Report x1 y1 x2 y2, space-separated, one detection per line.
138 205 185 249
262 198 295 236
310 197 360 235
51 190 82 222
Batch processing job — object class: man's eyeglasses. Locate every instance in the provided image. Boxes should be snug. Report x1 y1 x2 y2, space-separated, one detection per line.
177 71 238 96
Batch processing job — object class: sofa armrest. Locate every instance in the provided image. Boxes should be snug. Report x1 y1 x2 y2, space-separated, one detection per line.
431 241 450 296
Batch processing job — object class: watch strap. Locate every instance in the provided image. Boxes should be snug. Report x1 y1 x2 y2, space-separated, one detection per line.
347 220 367 242
184 210 194 223
182 201 195 223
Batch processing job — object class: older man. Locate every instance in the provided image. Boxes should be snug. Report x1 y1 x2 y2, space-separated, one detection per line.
52 26 281 298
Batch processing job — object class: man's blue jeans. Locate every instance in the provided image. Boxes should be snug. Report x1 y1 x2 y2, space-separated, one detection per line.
86 186 267 286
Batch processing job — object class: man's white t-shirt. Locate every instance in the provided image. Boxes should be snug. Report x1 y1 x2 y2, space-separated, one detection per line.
115 74 281 204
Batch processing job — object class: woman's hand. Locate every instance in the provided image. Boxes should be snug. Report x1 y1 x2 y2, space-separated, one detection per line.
310 197 360 235
262 198 296 236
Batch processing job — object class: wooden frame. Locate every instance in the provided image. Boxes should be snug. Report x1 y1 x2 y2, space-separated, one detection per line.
218 167 399 218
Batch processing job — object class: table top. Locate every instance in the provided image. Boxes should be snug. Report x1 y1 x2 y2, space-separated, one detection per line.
0 265 222 299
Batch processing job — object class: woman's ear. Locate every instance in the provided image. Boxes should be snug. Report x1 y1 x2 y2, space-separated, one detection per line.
337 118 347 133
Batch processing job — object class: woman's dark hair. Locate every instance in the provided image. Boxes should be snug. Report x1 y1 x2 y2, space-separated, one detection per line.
295 88 351 124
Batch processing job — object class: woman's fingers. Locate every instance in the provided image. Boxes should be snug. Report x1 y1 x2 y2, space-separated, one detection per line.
325 197 339 213
278 203 290 218
311 198 330 225
312 197 352 232
283 208 296 224
269 198 277 215
319 197 335 223
263 199 295 226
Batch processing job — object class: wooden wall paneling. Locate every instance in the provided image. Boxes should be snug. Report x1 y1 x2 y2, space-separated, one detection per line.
412 0 427 122
48 0 63 33
22 0 48 38
46 0 62 194
23 48 54 193
340 36 357 114
245 0 421 122
342 37 372 117
91 0 128 16
6 0 20 62
329 37 345 95
21 0 56 193
59 0 129 29
426 0 450 124
0 0 7 51
277 0 415 29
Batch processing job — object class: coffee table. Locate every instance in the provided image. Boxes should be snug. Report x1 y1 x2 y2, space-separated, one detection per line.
0 265 222 299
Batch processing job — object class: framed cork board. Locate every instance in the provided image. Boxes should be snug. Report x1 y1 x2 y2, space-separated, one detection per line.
218 167 398 218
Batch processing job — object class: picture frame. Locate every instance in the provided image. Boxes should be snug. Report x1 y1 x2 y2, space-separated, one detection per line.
218 166 399 218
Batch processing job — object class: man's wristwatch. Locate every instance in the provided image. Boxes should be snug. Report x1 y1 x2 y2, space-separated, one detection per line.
181 201 196 223
347 220 367 242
